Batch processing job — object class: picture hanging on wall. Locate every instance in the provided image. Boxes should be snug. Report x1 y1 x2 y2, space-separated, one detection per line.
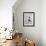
13 13 15 31
23 12 35 27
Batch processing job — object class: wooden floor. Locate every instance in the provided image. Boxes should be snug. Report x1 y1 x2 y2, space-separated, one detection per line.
0 39 16 46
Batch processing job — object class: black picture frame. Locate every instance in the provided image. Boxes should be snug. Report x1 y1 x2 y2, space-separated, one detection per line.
23 12 35 27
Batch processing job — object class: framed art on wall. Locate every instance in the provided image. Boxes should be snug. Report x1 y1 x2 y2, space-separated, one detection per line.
23 12 35 27
13 13 15 31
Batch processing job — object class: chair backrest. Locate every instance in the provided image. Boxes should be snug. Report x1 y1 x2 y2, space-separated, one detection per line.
25 40 35 46
15 33 23 46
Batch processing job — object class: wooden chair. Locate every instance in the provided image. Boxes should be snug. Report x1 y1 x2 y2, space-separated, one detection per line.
25 40 35 46
14 33 23 46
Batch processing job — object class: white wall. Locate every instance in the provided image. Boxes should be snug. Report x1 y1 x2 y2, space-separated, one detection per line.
13 0 41 46
41 0 46 46
0 0 16 30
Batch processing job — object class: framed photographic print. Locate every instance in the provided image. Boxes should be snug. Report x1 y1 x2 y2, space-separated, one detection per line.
23 12 35 27
13 13 15 31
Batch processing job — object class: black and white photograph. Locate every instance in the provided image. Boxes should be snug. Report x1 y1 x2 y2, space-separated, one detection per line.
23 12 35 27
